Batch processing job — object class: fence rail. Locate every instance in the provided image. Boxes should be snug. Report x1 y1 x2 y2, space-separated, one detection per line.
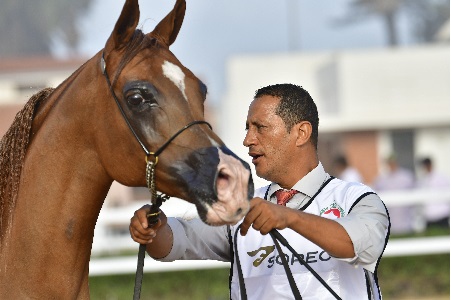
90 189 449 276
89 235 449 276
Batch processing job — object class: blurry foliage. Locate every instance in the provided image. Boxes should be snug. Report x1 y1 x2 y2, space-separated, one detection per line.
89 256 450 299
336 0 450 46
378 253 450 299
378 225 450 299
89 268 230 300
0 0 92 58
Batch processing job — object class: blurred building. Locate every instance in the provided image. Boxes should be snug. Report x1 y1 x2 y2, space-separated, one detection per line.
220 45 450 188
0 57 87 136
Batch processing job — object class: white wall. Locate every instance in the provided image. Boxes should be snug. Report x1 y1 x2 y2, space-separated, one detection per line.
336 45 449 131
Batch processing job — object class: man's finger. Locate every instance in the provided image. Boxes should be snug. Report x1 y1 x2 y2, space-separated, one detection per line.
129 226 155 243
135 204 152 228
240 205 264 236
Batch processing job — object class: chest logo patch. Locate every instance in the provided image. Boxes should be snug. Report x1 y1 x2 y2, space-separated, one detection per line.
320 202 345 219
247 246 275 267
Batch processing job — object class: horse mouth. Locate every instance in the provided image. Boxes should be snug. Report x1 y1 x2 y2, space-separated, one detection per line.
203 201 248 226
203 148 252 225
214 167 232 196
176 146 253 226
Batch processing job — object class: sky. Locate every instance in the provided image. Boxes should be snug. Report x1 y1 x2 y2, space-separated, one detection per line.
74 0 412 104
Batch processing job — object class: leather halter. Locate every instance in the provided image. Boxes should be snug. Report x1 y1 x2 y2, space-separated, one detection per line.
101 52 212 300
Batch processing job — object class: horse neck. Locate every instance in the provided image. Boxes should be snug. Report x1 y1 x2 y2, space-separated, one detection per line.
5 54 113 266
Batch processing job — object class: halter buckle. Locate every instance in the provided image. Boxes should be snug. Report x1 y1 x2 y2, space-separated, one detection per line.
145 152 158 166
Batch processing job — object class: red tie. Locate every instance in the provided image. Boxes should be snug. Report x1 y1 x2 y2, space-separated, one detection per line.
275 189 299 206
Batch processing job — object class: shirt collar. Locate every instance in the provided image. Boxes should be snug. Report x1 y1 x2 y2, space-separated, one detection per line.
267 162 328 198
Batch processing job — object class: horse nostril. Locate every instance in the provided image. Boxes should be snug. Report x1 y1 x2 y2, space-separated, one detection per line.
236 208 243 216
218 170 228 179
216 169 230 190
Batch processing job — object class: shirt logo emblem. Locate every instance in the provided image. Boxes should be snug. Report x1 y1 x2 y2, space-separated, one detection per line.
247 246 275 267
320 202 345 219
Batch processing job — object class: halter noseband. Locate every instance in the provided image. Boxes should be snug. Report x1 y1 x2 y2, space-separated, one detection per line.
101 52 213 300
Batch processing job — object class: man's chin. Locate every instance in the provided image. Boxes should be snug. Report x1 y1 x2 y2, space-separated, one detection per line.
254 167 266 179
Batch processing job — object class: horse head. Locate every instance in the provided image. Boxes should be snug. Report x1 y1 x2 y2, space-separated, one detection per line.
98 0 253 225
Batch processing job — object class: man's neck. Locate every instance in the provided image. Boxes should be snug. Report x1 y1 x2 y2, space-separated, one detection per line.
276 159 320 189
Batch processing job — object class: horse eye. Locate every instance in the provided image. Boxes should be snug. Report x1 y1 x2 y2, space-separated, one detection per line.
127 93 144 106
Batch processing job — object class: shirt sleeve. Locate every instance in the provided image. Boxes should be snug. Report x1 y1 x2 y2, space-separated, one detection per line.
156 217 231 262
334 193 389 272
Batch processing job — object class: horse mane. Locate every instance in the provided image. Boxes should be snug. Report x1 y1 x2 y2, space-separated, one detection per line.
0 87 54 241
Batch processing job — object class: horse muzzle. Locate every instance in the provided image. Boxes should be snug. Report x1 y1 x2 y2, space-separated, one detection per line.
180 146 253 225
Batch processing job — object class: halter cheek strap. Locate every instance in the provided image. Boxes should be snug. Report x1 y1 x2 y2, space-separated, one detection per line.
101 53 213 300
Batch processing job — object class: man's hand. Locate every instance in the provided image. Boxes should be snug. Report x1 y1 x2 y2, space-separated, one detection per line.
129 204 167 244
240 197 292 236
240 198 356 259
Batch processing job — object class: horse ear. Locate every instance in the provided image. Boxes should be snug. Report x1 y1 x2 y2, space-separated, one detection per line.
104 0 140 54
150 0 186 47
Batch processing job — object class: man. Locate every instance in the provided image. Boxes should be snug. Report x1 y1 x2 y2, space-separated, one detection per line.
373 155 415 191
130 83 390 299
373 154 415 233
417 157 449 228
333 155 363 183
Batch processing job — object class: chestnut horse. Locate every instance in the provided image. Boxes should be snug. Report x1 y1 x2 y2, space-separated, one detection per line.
0 0 253 298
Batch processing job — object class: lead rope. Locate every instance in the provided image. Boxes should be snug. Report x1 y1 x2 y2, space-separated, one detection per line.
101 53 212 299
232 178 341 299
269 229 342 300
233 227 342 300
233 225 301 300
133 155 167 300
269 231 302 299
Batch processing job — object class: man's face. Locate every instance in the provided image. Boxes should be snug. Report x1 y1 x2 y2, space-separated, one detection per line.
243 95 298 183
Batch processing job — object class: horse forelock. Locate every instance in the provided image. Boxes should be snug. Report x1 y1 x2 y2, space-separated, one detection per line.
0 87 54 243
111 29 160 85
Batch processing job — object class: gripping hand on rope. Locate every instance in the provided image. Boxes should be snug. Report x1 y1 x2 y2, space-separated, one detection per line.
130 204 166 243
129 204 174 259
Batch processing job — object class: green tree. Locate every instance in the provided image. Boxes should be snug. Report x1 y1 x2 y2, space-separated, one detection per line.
336 0 450 46
0 0 92 58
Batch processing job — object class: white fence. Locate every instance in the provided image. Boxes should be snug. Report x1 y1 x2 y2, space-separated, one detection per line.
89 189 450 276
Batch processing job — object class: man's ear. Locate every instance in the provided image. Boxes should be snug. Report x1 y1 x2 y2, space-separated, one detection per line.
295 121 312 147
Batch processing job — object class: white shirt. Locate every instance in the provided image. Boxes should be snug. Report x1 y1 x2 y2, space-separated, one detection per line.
160 163 389 269
229 171 387 299
418 171 450 221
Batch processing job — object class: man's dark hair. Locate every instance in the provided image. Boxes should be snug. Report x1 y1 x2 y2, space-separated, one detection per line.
254 83 319 148
334 155 348 168
420 157 432 168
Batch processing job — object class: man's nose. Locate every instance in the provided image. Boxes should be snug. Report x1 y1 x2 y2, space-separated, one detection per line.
243 130 254 147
